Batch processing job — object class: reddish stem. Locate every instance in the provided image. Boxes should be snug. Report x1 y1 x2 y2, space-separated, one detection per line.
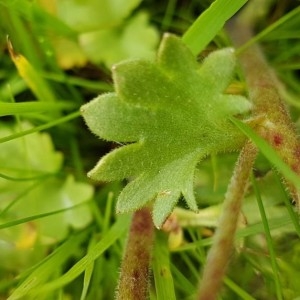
228 14 300 209
116 207 155 300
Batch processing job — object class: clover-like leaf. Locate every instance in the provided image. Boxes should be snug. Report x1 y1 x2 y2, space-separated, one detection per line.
55 0 142 32
0 122 93 243
79 12 159 67
37 0 158 69
81 34 251 227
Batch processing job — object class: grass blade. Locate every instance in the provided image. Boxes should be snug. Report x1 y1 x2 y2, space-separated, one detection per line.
0 201 90 229
236 6 300 54
153 232 176 300
29 215 131 295
182 0 248 55
0 111 80 144
223 277 256 300
80 235 97 300
0 101 75 116
251 174 284 300
8 231 88 300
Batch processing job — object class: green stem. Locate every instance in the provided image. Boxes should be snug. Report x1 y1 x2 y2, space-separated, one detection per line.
197 142 257 300
116 207 155 300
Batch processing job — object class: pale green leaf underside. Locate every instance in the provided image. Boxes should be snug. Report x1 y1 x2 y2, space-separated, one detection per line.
81 33 251 227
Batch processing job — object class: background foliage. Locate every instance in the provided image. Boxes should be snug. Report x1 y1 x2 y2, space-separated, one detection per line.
0 0 300 299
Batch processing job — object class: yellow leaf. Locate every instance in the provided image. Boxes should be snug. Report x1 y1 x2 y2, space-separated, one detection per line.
8 38 56 102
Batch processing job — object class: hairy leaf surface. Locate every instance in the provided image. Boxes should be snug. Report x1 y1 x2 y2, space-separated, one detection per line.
81 34 251 227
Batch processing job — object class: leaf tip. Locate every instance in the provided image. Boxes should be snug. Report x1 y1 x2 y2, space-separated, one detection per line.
79 104 86 114
161 32 174 40
7 36 18 60
87 170 93 179
111 63 118 72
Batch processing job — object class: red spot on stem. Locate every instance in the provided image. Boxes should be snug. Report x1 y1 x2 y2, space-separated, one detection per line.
291 163 299 174
273 134 283 146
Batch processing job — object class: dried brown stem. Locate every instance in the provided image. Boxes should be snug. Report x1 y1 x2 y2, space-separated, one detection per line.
197 141 257 300
116 207 155 300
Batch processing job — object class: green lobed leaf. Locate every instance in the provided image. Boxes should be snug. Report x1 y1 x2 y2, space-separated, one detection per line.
81 34 251 227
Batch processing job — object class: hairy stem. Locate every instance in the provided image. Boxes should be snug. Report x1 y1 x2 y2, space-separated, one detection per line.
228 3 300 210
116 207 155 300
197 141 257 300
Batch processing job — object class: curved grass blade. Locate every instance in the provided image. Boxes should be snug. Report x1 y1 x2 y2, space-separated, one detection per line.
0 101 75 116
0 201 90 229
236 5 300 54
223 277 256 300
7 230 88 300
0 111 80 144
80 235 97 300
